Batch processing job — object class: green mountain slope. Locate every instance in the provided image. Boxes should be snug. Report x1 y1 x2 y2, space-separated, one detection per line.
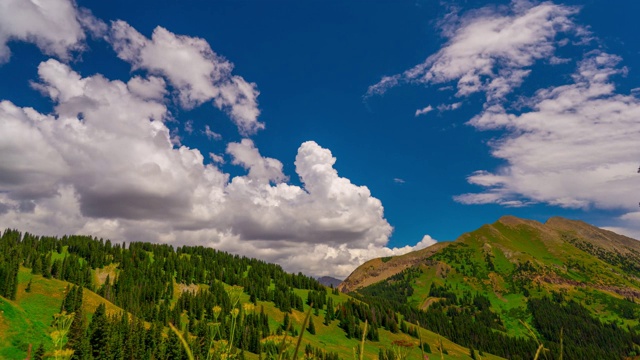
343 216 640 359
0 229 501 360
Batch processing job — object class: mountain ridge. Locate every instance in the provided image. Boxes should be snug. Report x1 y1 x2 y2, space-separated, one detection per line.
341 215 640 293
344 215 640 359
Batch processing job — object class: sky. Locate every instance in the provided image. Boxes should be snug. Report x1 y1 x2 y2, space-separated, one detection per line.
0 0 639 278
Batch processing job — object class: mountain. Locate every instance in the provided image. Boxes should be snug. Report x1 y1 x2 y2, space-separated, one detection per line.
317 276 343 288
342 216 640 293
0 229 500 360
342 216 640 359
2 217 639 359
337 242 447 293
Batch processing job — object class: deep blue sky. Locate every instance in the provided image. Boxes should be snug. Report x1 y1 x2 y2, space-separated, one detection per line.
1 0 639 276
81 0 639 243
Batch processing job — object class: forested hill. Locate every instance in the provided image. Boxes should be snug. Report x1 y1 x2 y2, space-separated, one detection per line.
344 216 640 360
0 228 498 360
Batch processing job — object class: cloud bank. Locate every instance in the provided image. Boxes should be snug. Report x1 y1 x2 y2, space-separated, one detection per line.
0 0 437 278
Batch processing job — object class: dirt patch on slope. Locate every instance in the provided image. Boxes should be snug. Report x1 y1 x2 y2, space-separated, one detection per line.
338 242 449 293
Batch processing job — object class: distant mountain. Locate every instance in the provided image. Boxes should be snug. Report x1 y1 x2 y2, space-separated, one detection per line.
317 276 343 288
342 216 640 359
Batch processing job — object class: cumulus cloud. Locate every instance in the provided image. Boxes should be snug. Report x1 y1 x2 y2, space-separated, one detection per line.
0 59 429 277
108 21 263 135
226 139 287 184
23 59 225 221
0 0 86 63
367 1 582 102
127 76 167 101
0 3 439 277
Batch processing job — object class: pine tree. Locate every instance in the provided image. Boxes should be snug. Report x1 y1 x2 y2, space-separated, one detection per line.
307 316 316 335
282 312 290 332
32 256 42 275
68 308 91 360
89 303 109 360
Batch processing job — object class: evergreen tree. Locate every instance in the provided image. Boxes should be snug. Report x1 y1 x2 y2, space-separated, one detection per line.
89 303 109 360
282 312 290 332
32 257 42 275
68 307 91 360
307 316 316 335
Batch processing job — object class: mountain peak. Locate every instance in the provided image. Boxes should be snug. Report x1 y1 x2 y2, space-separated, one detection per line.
341 215 640 293
496 215 543 227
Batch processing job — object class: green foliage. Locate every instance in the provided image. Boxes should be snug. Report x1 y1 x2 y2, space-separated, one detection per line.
307 316 316 335
528 296 636 359
563 234 640 277
8 221 640 360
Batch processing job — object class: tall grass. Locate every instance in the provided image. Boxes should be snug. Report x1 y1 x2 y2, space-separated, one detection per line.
519 320 546 360
169 300 315 360
291 305 313 360
50 311 74 360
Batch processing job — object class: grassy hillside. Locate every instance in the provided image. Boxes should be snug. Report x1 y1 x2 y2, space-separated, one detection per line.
0 267 127 359
4 216 637 359
346 216 640 359
0 230 502 360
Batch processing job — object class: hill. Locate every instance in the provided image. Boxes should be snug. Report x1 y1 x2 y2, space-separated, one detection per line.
342 216 640 359
0 229 501 360
317 276 343 288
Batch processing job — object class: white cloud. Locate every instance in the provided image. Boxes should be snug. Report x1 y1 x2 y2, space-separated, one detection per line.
127 76 167 101
549 56 571 65
368 1 640 236
209 153 225 164
415 105 434 117
365 75 400 99
455 52 640 216
108 21 263 135
0 5 440 278
368 1 582 102
0 0 86 63
393 178 406 184
226 139 287 184
416 234 437 248
437 102 462 112
76 7 108 39
0 60 406 277
184 120 194 134
203 124 222 141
